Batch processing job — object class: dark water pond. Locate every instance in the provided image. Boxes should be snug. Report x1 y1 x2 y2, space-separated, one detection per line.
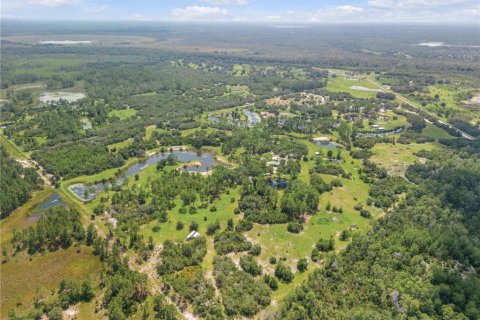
243 109 261 126
208 109 260 127
315 140 342 149
68 150 218 201
27 193 66 223
267 179 289 190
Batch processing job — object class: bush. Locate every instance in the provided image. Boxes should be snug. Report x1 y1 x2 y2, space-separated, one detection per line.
206 220 221 236
275 262 294 283
263 275 278 290
360 209 371 218
176 221 184 230
316 237 335 252
235 219 253 232
287 221 304 234
249 244 262 256
214 231 252 255
240 255 262 276
297 258 308 272
339 230 351 241
189 221 199 232
270 256 277 264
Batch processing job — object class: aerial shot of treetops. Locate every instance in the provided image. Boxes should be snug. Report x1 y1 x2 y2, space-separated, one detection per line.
0 0 479 319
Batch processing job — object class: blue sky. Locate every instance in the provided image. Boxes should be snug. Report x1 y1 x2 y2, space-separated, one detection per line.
2 0 479 23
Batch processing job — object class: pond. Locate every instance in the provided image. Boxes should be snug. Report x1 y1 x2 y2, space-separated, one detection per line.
267 178 289 190
208 109 260 127
243 109 261 126
68 150 218 201
27 193 66 223
315 140 342 149
350 86 384 93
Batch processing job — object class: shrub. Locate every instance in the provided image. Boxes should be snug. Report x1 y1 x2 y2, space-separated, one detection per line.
263 275 278 290
287 221 304 234
249 244 262 256
297 258 308 272
240 255 262 276
176 221 184 230
275 262 294 283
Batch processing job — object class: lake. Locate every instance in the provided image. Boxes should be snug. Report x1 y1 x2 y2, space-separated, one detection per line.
68 150 218 201
208 109 260 127
27 193 66 223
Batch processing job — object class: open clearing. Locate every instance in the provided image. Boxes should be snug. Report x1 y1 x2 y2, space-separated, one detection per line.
371 142 440 176
0 246 101 319
39 92 86 103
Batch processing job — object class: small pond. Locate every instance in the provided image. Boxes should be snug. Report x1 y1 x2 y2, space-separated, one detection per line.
315 140 342 149
243 109 261 126
208 109 260 127
350 86 384 93
68 150 218 201
27 193 66 223
267 179 289 190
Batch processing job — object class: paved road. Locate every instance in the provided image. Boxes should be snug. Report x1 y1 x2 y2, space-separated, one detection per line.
366 78 475 140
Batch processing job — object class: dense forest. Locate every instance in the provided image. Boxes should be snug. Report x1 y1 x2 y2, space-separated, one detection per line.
0 146 41 218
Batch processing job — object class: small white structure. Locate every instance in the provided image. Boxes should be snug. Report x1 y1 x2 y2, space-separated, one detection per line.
267 156 281 167
186 231 200 240
371 124 379 129
378 127 385 130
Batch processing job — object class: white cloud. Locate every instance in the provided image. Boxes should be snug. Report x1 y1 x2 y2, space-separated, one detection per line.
171 6 232 20
26 0 77 7
463 5 480 15
368 0 473 9
335 5 364 15
201 0 248 5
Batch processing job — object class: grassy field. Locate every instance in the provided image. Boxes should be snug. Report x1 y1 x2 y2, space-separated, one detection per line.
0 133 24 159
360 111 409 131
327 73 380 99
0 189 55 245
0 187 101 319
144 124 158 140
108 108 137 120
422 123 454 140
371 142 440 176
0 246 101 319
108 137 134 150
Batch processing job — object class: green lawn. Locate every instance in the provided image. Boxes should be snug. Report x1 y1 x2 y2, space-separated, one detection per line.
108 137 134 150
422 123 453 140
1 134 23 159
327 74 380 98
108 108 137 120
